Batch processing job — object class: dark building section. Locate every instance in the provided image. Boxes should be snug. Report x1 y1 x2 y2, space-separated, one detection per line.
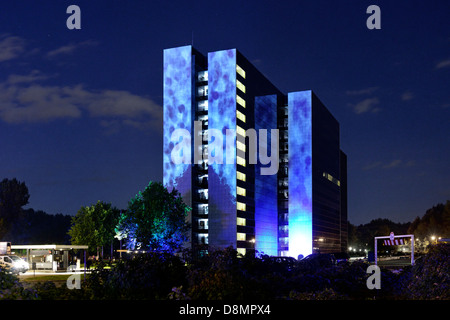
311 92 342 254
339 150 348 252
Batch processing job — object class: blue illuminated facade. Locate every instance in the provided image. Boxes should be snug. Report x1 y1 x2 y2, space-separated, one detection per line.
208 49 237 249
163 45 347 258
288 91 313 258
254 95 279 256
163 45 193 208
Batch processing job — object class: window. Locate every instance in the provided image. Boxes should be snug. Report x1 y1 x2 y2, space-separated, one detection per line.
198 204 208 215
237 140 246 152
237 233 246 241
197 70 208 82
198 234 208 244
237 171 246 181
237 217 246 226
197 85 208 97
236 79 246 93
323 172 340 187
236 125 246 137
237 95 246 108
237 155 246 167
236 110 246 123
237 202 246 211
236 65 246 78
237 248 246 256
237 186 246 196
198 219 208 230
197 100 208 112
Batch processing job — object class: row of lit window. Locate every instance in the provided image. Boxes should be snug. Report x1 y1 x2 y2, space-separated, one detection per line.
323 172 341 187
236 64 248 250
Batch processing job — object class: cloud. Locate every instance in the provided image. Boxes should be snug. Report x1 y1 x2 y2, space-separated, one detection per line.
0 77 162 132
0 34 26 62
363 159 415 171
435 58 450 69
401 91 414 101
382 159 402 169
345 87 378 96
363 161 382 171
6 70 52 84
46 40 98 58
351 97 381 114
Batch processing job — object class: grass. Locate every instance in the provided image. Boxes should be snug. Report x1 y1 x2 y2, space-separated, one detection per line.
20 274 74 282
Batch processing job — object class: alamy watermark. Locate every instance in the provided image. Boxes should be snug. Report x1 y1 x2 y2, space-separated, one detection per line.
66 272 81 290
170 121 279 175
366 265 381 290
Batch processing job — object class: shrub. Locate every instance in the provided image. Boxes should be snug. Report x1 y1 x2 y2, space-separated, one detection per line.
82 252 187 299
405 243 450 299
0 267 37 300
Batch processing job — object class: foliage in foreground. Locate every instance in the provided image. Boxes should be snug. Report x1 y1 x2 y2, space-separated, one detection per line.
2 244 449 300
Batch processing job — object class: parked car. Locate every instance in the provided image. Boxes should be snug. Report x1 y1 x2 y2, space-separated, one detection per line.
264 256 298 271
299 253 336 268
0 255 29 274
330 252 350 264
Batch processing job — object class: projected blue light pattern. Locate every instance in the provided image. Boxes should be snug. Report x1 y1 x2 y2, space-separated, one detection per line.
288 91 313 258
255 95 278 256
207 49 237 248
163 45 193 205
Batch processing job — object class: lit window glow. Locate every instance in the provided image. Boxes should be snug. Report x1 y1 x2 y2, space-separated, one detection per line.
237 202 246 211
236 110 246 123
237 217 246 226
237 171 246 181
237 95 246 108
237 186 246 196
237 140 246 152
236 65 246 78
236 79 246 93
236 125 246 137
237 155 246 167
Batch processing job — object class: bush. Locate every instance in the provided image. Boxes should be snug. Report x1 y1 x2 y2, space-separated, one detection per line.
0 267 37 300
23 245 450 300
405 243 450 299
82 252 187 299
289 288 349 300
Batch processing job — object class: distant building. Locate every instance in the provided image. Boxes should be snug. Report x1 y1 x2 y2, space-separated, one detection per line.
163 45 347 258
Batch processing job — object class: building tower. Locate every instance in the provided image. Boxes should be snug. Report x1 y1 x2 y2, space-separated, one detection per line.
163 45 347 258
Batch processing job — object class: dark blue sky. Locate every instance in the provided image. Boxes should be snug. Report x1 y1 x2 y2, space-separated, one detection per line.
1 0 449 225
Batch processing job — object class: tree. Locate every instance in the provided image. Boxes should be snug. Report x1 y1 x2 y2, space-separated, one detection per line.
408 201 450 241
349 218 410 251
68 201 120 257
115 181 191 253
3 209 72 244
0 178 30 239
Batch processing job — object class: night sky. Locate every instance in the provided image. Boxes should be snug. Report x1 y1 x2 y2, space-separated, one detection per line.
1 0 449 225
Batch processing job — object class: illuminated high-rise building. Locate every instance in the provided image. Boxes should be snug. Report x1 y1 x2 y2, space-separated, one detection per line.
163 45 347 258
